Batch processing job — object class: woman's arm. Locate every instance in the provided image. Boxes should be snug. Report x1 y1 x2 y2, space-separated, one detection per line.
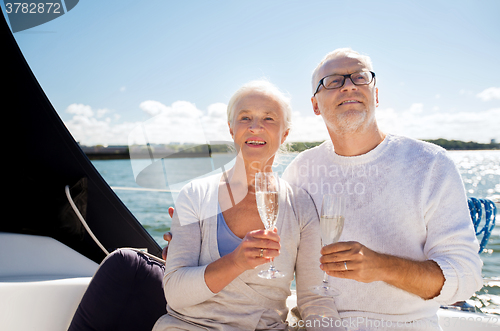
204 228 280 293
163 208 214 310
164 188 281 309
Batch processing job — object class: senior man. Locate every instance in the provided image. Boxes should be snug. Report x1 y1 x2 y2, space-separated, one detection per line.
281 48 483 330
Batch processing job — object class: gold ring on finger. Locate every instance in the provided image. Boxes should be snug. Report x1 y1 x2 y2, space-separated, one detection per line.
260 248 264 258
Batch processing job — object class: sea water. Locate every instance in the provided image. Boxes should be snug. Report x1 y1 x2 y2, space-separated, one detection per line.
91 150 500 314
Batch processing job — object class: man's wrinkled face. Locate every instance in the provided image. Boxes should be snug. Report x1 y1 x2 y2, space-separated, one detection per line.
312 55 378 135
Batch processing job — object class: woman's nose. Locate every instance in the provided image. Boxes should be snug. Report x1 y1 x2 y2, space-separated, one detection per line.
249 119 263 132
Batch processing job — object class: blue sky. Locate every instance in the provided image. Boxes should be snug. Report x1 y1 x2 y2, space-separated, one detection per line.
3 0 500 145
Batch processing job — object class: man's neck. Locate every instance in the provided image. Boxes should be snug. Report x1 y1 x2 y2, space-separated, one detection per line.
328 124 386 157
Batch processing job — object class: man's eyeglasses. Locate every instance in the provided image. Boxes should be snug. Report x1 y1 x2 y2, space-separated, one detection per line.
313 71 376 96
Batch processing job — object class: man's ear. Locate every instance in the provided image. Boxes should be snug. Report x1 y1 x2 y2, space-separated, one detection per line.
375 88 379 107
311 96 321 115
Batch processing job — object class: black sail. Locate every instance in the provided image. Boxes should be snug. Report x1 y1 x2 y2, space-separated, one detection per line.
1 13 162 264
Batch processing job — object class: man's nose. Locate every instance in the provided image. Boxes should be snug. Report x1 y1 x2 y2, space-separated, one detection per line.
341 77 358 91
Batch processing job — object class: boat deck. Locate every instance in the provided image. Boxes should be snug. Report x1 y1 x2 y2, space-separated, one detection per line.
1 232 499 331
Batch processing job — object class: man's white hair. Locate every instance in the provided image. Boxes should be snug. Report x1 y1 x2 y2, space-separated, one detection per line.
311 48 374 94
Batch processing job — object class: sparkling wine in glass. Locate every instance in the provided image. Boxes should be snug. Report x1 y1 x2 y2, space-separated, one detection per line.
310 194 345 296
255 172 284 279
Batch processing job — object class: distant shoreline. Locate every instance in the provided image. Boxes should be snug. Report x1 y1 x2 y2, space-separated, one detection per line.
85 152 217 160
82 138 500 160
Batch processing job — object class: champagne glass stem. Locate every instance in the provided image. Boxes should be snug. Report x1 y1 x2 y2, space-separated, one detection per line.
309 194 345 296
255 172 284 279
268 227 276 269
322 271 329 284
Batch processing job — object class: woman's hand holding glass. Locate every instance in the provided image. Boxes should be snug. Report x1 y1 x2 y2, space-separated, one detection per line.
161 209 281 273
227 228 281 272
203 227 281 294
254 172 284 279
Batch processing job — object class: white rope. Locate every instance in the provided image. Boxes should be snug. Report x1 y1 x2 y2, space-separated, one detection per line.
110 186 179 193
64 185 110 256
120 247 166 264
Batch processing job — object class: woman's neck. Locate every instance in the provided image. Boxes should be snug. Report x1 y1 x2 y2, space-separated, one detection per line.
228 154 274 187
219 155 274 209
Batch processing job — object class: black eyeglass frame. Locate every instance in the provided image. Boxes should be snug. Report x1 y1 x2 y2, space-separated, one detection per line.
313 71 376 96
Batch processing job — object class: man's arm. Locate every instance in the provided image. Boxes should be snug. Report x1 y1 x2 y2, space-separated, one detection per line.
320 241 445 300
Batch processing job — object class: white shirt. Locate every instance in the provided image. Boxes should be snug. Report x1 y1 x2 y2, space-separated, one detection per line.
282 134 483 327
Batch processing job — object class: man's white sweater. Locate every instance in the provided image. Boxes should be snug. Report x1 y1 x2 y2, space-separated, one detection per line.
282 134 483 325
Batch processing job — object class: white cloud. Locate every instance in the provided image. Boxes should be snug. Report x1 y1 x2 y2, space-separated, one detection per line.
64 100 500 147
201 103 232 142
139 100 169 117
287 111 329 142
96 108 110 118
132 100 224 145
66 103 94 117
377 103 500 142
65 101 230 146
64 104 131 145
477 87 500 101
409 103 423 114
139 100 203 119
64 104 138 146
207 102 227 118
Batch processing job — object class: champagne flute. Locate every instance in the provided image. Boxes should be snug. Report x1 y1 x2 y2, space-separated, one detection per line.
310 194 345 296
255 172 284 279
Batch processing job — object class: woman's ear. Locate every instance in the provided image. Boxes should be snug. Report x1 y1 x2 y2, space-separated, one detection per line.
228 121 233 137
281 129 290 144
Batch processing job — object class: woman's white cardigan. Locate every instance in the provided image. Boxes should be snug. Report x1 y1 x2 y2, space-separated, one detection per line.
153 173 341 331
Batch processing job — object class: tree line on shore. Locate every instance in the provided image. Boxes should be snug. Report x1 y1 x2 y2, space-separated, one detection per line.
422 139 500 151
83 138 500 159
287 139 500 152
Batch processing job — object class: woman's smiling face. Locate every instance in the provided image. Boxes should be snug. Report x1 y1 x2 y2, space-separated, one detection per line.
229 91 289 169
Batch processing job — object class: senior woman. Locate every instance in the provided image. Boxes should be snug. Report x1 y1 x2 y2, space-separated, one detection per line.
153 80 341 331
